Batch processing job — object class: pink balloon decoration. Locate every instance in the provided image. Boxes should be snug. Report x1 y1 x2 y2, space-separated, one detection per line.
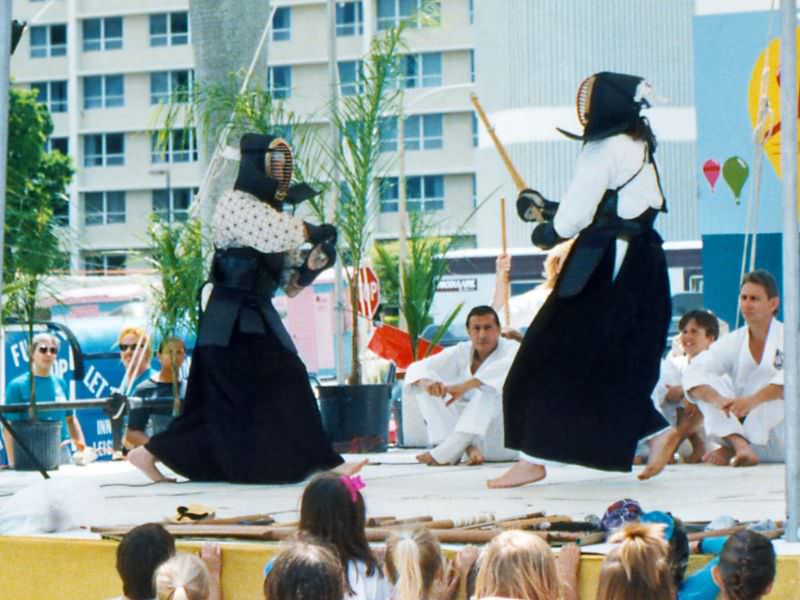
703 159 721 192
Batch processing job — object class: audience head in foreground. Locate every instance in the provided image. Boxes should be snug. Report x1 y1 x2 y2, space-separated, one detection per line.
264 535 344 600
116 523 176 600
714 530 776 600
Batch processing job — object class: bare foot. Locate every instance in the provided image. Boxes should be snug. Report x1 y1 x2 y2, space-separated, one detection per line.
638 429 681 480
703 446 734 466
727 435 759 467
464 445 484 466
486 460 546 488
127 446 175 482
335 458 369 476
685 433 706 464
415 452 449 466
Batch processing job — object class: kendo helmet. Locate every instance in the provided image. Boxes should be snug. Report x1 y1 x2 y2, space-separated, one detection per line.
558 72 653 142
233 132 318 209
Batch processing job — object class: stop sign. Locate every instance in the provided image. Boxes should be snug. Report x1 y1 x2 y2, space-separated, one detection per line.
356 266 380 320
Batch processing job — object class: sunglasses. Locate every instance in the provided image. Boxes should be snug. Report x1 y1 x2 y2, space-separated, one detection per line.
37 347 58 355
119 343 143 352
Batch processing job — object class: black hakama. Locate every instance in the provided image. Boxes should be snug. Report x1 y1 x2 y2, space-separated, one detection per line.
503 222 671 472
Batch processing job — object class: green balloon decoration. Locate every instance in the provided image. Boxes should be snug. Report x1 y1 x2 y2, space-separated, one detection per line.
722 156 749 203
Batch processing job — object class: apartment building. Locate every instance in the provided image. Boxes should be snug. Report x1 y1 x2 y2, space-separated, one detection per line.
9 0 479 276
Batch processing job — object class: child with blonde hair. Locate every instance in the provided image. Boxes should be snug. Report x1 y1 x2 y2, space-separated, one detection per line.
596 522 675 600
155 544 221 600
384 527 446 600
473 530 562 600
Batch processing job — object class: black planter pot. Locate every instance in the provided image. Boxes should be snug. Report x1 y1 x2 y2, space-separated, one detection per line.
12 419 62 471
318 384 392 453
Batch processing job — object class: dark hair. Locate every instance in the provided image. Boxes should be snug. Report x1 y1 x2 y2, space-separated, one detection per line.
678 310 720 341
116 523 176 600
668 516 690 587
741 270 779 300
299 472 378 594
157 336 185 354
465 305 500 329
264 535 344 600
625 116 658 154
718 530 776 600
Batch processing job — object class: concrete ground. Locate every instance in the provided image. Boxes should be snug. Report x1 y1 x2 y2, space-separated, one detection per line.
0 448 786 537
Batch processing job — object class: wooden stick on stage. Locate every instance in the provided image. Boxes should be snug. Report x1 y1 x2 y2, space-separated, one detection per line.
500 197 511 328
470 93 528 192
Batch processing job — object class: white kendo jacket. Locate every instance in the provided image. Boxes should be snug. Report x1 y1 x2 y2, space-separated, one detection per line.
683 318 784 445
403 337 519 436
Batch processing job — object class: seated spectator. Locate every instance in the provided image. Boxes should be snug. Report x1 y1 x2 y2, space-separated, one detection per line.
111 522 175 600
264 535 344 600
265 472 388 599
155 545 222 600
596 523 675 600
384 527 449 600
113 326 154 458
404 306 519 467
124 337 188 449
2 332 86 467
473 530 578 600
713 530 776 600
684 270 784 467
638 310 719 480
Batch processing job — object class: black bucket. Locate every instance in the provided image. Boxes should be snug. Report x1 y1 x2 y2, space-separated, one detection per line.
12 419 62 471
318 384 392 453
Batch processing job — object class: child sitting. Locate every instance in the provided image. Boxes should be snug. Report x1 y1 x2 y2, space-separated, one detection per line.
264 535 344 600
596 522 675 600
713 530 776 600
639 309 720 480
384 527 448 600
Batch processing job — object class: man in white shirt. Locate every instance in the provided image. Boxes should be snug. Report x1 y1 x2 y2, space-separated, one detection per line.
404 306 519 466
683 270 784 466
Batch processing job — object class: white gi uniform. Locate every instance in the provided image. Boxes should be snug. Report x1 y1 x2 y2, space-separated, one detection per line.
403 338 520 463
683 319 785 462
651 354 689 426
507 286 551 331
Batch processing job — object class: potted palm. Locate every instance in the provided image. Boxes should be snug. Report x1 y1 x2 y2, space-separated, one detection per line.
144 215 208 430
3 87 73 469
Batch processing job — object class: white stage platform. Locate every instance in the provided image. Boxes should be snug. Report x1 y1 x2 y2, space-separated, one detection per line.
0 448 786 533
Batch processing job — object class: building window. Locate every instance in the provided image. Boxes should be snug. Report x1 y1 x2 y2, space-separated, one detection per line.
272 7 291 41
268 66 291 99
338 61 363 96
469 0 474 24
470 49 475 83
379 175 445 212
83 253 127 275
471 112 478 147
150 70 194 104
152 188 194 223
379 117 397 152
377 0 440 30
83 75 124 109
83 133 125 167
29 24 66 58
150 12 190 47
46 136 68 155
31 80 67 113
379 177 399 212
82 17 123 51
403 53 442 88
84 191 126 225
404 114 443 150
151 129 198 164
336 1 364 36
407 175 444 211
471 173 477 208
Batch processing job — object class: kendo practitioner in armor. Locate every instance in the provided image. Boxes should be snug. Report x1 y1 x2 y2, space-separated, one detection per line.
487 73 673 488
129 133 366 483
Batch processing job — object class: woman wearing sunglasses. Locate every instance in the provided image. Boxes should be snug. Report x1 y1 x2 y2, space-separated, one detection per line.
2 332 86 467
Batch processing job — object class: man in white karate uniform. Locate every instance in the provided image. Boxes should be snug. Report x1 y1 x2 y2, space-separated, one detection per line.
683 270 784 466
404 305 519 466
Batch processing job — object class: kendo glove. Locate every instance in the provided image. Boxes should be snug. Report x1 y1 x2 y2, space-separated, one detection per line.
304 222 337 245
531 222 568 250
516 189 558 223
